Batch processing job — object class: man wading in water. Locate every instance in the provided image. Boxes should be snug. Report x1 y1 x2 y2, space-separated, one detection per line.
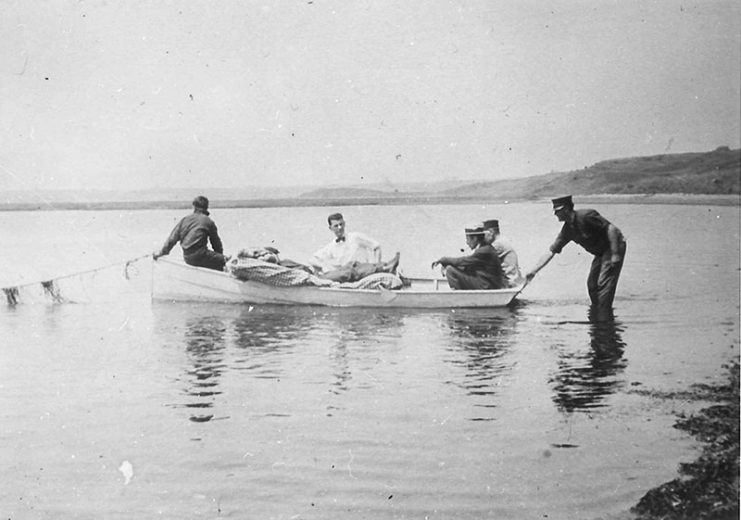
526 195 626 310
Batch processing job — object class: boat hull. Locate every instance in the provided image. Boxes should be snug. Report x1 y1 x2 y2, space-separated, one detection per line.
152 259 520 308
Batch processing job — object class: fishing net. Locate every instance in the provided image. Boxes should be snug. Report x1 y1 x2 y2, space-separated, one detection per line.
1 255 152 305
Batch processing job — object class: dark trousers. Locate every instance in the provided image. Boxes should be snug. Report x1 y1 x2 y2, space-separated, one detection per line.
184 250 227 271
587 241 626 309
444 267 494 290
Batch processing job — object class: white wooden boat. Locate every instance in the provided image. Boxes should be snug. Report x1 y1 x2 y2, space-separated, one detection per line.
152 258 521 308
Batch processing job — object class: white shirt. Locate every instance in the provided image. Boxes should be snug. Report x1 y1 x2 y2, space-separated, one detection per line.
492 235 525 287
309 231 381 273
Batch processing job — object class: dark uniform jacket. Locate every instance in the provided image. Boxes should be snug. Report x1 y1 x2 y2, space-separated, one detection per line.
442 244 504 289
159 209 223 257
550 209 623 257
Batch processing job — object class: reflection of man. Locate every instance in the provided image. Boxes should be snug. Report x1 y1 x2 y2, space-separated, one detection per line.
526 195 626 309
153 196 228 271
551 308 626 412
431 224 505 290
482 219 524 288
182 315 227 423
309 213 399 283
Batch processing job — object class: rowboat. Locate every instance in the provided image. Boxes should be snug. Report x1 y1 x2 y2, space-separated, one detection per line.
152 258 521 308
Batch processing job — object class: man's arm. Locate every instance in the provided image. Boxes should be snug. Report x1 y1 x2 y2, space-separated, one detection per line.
431 256 453 269
153 221 181 259
353 232 381 262
525 251 555 281
308 243 332 273
432 251 484 270
606 224 622 265
526 223 571 280
209 222 224 254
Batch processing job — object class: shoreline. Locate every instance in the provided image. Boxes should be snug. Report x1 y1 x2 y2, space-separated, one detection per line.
631 361 739 519
0 193 738 212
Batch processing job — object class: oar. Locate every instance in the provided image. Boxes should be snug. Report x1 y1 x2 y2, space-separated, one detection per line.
512 277 531 300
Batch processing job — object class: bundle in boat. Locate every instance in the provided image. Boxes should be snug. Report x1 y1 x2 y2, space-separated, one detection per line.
226 257 402 290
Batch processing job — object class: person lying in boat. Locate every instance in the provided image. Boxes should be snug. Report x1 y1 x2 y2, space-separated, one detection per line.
308 212 401 283
431 223 505 290
237 246 281 263
482 219 524 288
153 195 228 271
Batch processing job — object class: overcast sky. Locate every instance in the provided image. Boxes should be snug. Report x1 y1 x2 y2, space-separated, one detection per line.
1 0 739 192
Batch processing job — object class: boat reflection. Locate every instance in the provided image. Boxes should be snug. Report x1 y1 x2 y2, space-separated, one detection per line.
230 305 316 378
310 308 404 416
550 306 627 412
160 303 409 423
444 308 519 420
229 306 404 418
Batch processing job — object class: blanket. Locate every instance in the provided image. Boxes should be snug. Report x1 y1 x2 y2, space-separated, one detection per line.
227 258 402 290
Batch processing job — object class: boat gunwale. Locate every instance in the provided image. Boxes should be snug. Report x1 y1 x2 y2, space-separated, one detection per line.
155 258 523 298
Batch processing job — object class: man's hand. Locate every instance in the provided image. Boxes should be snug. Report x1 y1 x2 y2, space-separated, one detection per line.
153 251 162 260
525 271 536 282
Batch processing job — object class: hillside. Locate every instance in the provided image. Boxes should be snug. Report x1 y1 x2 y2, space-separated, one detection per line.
297 187 403 199
1 147 738 210
437 147 740 200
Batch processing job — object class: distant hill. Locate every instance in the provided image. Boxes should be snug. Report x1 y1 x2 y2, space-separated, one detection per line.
297 187 403 199
1 147 738 210
436 146 739 201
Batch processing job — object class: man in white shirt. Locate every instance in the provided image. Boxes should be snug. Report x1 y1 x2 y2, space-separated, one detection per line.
482 219 525 288
309 213 399 282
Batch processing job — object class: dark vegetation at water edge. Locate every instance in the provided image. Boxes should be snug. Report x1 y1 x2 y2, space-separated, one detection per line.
632 361 739 520
1 147 738 211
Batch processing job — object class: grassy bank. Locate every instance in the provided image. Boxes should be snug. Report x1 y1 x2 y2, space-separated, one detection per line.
632 361 739 519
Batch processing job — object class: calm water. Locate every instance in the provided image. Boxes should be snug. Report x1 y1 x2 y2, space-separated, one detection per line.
1 202 739 519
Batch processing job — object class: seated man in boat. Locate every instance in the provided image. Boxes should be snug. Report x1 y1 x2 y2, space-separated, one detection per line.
309 212 401 283
431 224 505 290
153 195 228 271
482 219 524 288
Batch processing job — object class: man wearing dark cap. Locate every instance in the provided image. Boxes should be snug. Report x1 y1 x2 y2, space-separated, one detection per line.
431 224 505 290
153 195 228 271
482 219 524 288
526 195 626 309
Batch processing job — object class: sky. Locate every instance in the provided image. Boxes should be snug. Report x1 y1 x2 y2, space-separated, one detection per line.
1 0 739 192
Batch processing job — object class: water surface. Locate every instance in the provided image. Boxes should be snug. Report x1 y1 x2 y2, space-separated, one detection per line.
1 202 738 519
